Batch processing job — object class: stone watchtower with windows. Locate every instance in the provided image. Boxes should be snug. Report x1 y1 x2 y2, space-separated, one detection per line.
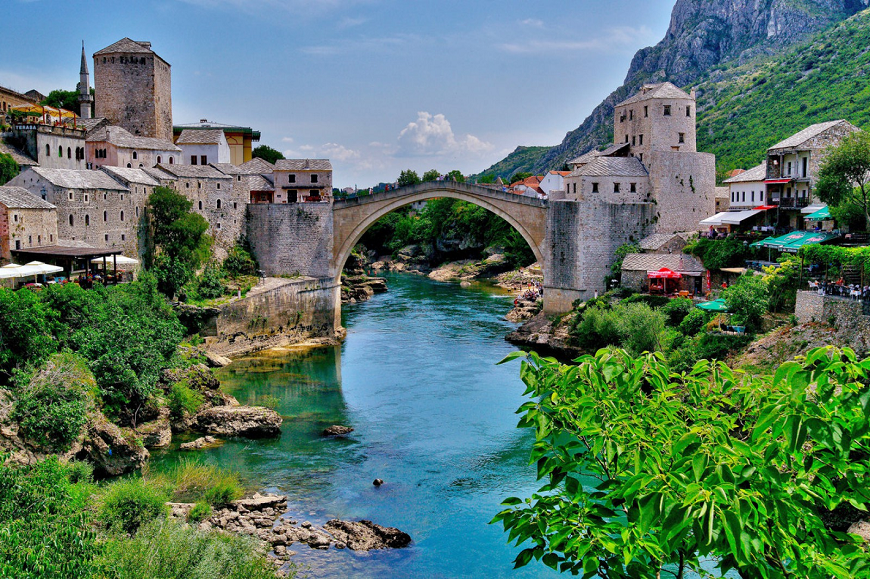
613 82 698 163
93 38 172 141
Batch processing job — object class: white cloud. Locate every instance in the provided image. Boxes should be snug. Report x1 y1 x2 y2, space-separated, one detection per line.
320 142 361 162
281 136 294 143
498 25 654 55
301 33 422 56
396 112 493 157
519 18 544 28
337 16 367 29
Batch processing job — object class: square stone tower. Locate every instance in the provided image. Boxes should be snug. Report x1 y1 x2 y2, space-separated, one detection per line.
94 38 172 141
612 82 697 162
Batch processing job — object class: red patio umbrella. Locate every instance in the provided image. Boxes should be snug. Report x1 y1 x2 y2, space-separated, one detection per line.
647 268 682 295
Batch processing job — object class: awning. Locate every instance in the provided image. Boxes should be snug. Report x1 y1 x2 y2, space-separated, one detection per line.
761 231 812 249
697 299 730 312
801 204 827 215
90 255 140 265
781 231 839 253
699 211 731 226
804 206 831 220
753 205 776 211
648 268 682 279
720 209 762 225
765 179 792 185
750 237 772 248
720 267 748 274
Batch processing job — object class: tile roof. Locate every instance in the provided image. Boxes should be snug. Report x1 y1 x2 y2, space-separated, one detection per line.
99 166 161 186
548 170 571 176
616 82 692 107
87 125 181 152
78 117 110 138
274 159 332 171
768 120 854 151
143 167 176 182
94 38 154 56
723 163 766 183
639 233 682 251
211 160 273 176
175 120 252 130
176 129 225 145
240 157 275 173
571 156 648 178
621 252 705 273
31 168 128 191
568 143 629 166
154 164 231 179
715 186 730 198
245 175 274 191
0 186 56 209
0 139 37 166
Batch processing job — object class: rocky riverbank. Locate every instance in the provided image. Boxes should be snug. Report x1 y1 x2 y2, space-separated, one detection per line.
505 310 584 359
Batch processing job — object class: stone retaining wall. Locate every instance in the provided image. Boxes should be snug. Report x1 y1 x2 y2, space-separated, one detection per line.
796 291 870 337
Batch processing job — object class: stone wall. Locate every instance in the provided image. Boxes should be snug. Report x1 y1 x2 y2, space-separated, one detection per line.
543 200 582 312
647 150 715 234
795 290 826 325
247 203 334 278
205 277 340 357
179 175 242 253
614 95 696 160
8 126 87 170
0 205 57 260
95 51 172 141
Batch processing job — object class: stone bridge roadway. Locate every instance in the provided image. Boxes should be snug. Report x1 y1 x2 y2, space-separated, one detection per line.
331 182 548 279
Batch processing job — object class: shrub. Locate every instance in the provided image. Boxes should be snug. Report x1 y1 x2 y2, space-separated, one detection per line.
100 478 168 536
190 262 227 301
188 501 212 523
572 305 621 349
695 333 753 361
169 459 244 506
0 287 56 384
722 274 769 332
621 294 670 309
11 353 95 452
97 518 286 579
616 302 665 356
66 461 95 485
679 308 708 337
223 245 259 277
661 298 694 326
168 382 205 419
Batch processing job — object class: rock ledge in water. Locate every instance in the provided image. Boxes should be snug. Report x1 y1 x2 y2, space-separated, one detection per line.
323 519 412 551
194 405 282 438
322 425 354 436
179 435 222 451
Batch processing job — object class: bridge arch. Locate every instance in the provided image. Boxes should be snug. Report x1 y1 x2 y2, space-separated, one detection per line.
331 182 548 282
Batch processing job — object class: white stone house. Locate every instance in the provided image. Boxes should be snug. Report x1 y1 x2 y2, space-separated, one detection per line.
273 159 333 203
86 125 181 170
176 129 231 166
539 171 570 196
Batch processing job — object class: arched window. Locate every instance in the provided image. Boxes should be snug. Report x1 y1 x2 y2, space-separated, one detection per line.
85 214 90 226
157 156 162 164
216 199 222 209
132 151 138 160
120 211 125 222
69 214 74 226
103 210 107 222
46 144 50 156
198 201 203 210
139 164 143 168
169 157 174 164
126 163 132 168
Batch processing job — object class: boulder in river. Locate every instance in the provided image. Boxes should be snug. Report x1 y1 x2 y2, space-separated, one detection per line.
82 411 149 476
322 425 354 436
179 435 222 451
323 519 411 551
136 413 172 449
194 406 282 438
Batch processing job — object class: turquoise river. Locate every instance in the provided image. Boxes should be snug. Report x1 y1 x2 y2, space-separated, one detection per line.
154 272 558 578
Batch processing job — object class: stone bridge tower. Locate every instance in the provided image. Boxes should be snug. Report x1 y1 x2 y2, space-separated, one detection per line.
93 38 172 141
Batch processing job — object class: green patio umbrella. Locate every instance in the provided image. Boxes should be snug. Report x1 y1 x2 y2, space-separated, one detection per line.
696 299 730 312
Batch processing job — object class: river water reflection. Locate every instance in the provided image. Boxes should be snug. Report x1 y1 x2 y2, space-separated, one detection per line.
155 273 559 578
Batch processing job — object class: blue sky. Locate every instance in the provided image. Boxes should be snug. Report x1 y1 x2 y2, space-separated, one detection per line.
3 0 676 187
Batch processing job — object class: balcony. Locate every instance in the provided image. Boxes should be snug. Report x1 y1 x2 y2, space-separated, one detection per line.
772 197 810 209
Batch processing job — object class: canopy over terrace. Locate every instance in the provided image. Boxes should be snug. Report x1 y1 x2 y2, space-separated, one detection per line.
11 246 124 281
754 231 839 253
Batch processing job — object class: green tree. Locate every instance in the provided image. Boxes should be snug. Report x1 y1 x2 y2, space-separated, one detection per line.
816 130 870 231
611 242 640 277
40 89 79 111
446 169 465 182
0 152 19 185
477 174 496 184
422 169 441 182
509 172 532 185
146 187 210 276
0 288 55 384
495 347 870 578
251 145 285 165
722 273 769 332
397 170 421 187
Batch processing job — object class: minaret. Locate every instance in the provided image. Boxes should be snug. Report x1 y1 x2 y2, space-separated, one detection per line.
77 41 93 119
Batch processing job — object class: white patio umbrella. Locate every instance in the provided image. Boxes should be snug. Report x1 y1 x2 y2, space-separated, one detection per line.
23 261 64 276
90 255 139 265
0 263 25 280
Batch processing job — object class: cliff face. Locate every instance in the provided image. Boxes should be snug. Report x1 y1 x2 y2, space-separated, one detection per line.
485 0 869 177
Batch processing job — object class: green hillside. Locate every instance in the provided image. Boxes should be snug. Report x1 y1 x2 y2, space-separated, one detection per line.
696 8 870 174
476 146 551 180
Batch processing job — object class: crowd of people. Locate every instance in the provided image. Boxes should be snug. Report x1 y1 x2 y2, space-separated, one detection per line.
809 279 868 300
514 282 543 305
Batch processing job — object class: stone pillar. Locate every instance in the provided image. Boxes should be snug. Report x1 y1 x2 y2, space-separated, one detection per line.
543 200 583 313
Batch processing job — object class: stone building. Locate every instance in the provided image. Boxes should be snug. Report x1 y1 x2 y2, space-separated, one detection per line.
723 163 767 209
7 167 140 256
764 119 858 228
94 38 172 141
177 129 230 166
0 185 57 261
0 85 38 115
620 252 706 294
173 120 261 165
85 125 181 170
547 82 715 309
210 161 277 204
273 159 333 203
4 124 87 170
149 164 242 251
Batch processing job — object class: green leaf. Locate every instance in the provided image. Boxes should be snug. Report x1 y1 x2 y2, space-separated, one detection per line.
497 351 528 365
693 453 708 482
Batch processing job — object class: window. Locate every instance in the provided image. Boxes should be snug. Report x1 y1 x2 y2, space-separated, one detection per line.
15 240 20 250
197 182 201 189
84 194 89 202
614 183 621 193
632 136 636 146
58 146 62 158
760 191 764 201
625 135 629 143
69 214 74 226
157 156 162 164
200 155 207 165
126 163 131 168
37 235 40 244
120 194 124 201
216 199 222 209
132 151 138 160
731 191 735 202
572 183 577 194
191 156 197 165
185 182 190 188
217 183 221 190
629 109 633 121
198 201 203 210
644 106 648 117
592 183 599 193
28 235 31 244
639 153 643 163
639 134 644 145
311 174 319 183
630 183 637 192
678 133 685 144
787 161 792 176
663 105 671 116
50 234 53 242
751 191 755 202
802 157 808 178
686 106 691 117
85 214 90 226
121 234 126 241
742 191 746 202
68 192 73 201
139 164 143 168
120 211 124 222
103 210 107 222
136 207 139 217
216 223 221 230
233 202 237 209
12 214 17 223
169 157 174 164
288 174 296 183
104 234 109 242
46 144 50 157
67 147 71 159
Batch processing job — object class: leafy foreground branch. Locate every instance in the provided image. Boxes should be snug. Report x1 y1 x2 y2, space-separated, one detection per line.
494 348 870 578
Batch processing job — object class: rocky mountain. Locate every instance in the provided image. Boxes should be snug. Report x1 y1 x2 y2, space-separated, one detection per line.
479 0 870 179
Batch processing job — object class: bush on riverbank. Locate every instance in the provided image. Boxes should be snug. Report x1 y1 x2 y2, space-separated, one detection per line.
496 347 870 577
